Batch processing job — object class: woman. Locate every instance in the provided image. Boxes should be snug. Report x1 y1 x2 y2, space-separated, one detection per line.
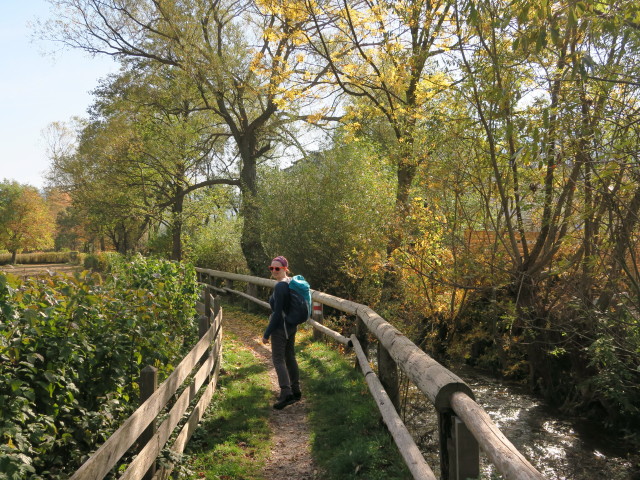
262 255 301 409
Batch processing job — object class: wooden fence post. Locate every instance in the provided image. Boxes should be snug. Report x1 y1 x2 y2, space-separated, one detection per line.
355 316 369 367
378 343 400 411
312 301 323 341
139 365 158 480
199 314 210 339
213 295 221 319
246 282 258 313
440 410 479 480
204 285 212 320
225 279 233 303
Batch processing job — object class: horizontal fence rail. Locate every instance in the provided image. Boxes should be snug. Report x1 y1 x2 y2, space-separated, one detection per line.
196 267 545 480
70 287 222 480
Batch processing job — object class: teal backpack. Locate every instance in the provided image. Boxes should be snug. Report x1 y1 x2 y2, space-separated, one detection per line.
285 275 312 325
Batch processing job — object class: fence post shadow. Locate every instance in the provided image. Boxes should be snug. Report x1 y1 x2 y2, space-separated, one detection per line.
139 365 158 480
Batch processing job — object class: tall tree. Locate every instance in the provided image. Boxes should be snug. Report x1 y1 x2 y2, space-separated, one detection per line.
444 0 640 406
47 114 151 254
42 0 327 273
260 139 395 299
96 66 236 260
306 0 456 300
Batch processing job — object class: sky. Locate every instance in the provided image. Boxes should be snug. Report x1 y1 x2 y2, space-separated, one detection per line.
0 1 119 189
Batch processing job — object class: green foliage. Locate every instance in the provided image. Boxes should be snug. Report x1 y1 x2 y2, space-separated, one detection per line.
187 216 247 273
0 256 199 478
259 142 394 300
146 231 173 258
82 251 118 272
0 181 54 259
583 317 640 434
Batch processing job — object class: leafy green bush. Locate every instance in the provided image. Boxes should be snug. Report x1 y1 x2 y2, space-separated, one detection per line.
0 256 199 478
187 216 247 273
259 141 394 300
583 318 640 436
146 231 173 259
82 251 118 272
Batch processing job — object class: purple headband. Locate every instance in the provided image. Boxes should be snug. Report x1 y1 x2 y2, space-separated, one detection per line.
272 256 288 268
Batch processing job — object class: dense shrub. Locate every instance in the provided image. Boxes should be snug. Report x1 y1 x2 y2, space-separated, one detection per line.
82 251 119 272
259 142 394 300
0 256 199 478
187 216 247 273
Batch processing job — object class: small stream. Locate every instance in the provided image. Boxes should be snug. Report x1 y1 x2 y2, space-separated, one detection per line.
402 364 639 479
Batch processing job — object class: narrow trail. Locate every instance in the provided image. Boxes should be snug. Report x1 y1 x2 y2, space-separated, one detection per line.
224 317 319 480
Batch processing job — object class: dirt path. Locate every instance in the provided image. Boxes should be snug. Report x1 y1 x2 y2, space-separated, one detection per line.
224 319 319 480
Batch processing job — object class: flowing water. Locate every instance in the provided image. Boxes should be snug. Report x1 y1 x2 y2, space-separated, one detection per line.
403 364 639 479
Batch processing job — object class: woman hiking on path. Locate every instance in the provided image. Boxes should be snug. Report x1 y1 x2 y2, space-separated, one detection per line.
262 256 302 409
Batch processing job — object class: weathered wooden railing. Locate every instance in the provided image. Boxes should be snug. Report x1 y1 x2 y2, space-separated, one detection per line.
70 286 222 480
196 267 545 480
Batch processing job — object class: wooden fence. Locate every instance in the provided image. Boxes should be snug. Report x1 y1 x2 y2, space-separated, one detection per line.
196 267 546 480
69 286 222 480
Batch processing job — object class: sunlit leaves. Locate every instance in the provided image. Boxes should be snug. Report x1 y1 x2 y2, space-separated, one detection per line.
0 182 55 259
0 257 199 477
259 139 394 300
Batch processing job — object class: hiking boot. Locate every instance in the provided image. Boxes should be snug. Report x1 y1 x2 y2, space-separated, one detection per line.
273 394 296 410
293 391 302 402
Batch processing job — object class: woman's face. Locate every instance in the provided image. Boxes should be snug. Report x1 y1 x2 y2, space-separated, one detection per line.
269 260 288 281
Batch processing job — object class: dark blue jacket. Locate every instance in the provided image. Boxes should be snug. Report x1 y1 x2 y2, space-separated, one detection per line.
263 280 290 339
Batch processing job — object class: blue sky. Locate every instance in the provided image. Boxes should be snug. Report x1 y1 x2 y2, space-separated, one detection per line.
0 1 118 189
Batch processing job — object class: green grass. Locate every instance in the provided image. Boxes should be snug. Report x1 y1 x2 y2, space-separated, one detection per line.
181 313 273 479
181 303 411 479
297 335 411 479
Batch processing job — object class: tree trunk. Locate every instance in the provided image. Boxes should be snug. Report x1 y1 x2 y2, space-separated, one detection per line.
596 184 640 311
171 188 184 261
381 159 418 303
238 147 268 276
10 250 17 264
513 272 542 388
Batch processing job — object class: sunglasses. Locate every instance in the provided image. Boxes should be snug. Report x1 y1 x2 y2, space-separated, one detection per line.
268 266 286 272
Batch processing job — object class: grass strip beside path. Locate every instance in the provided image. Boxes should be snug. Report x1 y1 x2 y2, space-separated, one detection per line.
183 310 272 479
182 304 411 479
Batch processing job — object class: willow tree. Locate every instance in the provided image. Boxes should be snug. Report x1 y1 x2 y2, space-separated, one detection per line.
43 0 327 273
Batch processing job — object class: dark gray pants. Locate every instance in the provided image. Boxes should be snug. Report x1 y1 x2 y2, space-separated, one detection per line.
270 326 299 397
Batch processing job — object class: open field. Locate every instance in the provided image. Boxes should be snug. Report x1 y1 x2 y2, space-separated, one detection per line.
0 263 83 278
